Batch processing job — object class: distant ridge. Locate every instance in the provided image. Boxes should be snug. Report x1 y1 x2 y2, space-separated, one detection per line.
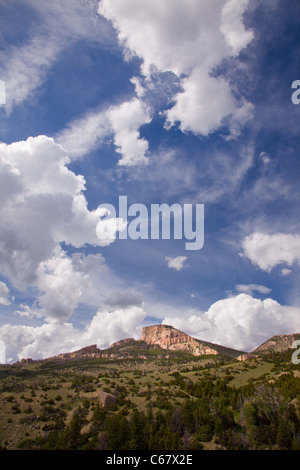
40 324 246 363
252 333 300 355
16 325 300 364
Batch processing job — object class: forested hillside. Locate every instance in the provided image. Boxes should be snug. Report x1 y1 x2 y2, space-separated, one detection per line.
1 348 299 450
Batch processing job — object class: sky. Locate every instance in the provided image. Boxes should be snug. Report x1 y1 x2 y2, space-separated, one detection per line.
0 0 300 363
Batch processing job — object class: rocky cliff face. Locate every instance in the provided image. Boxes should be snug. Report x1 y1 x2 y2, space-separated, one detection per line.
252 333 300 355
110 338 135 348
141 324 223 357
40 325 299 365
52 344 101 361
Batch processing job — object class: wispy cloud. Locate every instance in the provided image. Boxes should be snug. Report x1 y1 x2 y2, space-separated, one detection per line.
1 0 113 111
56 107 111 160
1 37 60 111
235 284 272 295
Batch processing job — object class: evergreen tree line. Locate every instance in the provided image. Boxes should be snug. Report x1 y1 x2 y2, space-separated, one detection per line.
17 372 300 450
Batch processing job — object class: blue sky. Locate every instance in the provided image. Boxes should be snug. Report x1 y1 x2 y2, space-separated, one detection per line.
0 0 300 363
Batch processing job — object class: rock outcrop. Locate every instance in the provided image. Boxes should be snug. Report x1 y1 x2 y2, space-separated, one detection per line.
38 325 300 365
252 333 300 355
140 324 244 358
110 338 135 348
98 391 117 409
52 344 101 361
141 324 217 356
237 353 256 362
17 358 34 364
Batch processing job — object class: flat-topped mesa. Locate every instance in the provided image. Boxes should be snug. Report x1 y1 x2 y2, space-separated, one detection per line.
141 324 188 346
140 324 218 356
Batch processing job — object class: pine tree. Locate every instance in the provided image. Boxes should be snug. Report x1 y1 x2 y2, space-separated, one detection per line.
63 411 83 449
128 409 147 449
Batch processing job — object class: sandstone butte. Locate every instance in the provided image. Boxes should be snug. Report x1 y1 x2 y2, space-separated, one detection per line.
141 324 219 356
21 324 300 364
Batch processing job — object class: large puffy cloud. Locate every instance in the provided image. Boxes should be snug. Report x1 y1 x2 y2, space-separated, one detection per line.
80 305 146 348
70 251 145 312
31 248 90 322
163 294 300 352
242 232 300 272
99 0 254 137
0 136 99 286
0 135 122 321
0 134 145 351
165 67 253 136
2 291 299 361
0 322 81 363
0 305 146 363
99 0 252 75
57 0 254 165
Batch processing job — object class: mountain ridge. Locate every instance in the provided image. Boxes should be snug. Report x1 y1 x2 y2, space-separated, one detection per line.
252 333 300 355
15 324 300 364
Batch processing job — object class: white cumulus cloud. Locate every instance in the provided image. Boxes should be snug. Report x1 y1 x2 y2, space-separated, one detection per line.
242 232 300 272
165 256 188 271
99 0 254 138
163 293 300 352
56 97 152 166
107 98 152 166
80 305 146 349
0 135 123 322
220 0 254 55
0 305 146 363
0 281 11 306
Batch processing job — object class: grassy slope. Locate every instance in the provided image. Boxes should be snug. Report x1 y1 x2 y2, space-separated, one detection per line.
0 351 298 450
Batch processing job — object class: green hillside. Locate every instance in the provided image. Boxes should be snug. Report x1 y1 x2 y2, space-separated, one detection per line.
0 346 299 450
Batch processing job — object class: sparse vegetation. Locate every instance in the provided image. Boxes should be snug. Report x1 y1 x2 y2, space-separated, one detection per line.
0 348 299 450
